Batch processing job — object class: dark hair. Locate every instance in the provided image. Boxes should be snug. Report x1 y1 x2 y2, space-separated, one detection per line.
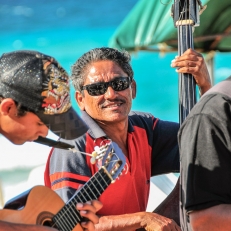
71 47 134 92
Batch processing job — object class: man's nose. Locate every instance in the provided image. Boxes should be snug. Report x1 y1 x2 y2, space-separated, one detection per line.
104 86 117 99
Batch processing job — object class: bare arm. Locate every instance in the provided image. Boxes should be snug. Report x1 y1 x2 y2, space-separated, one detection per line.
190 204 231 231
95 212 181 231
0 220 56 231
171 48 212 95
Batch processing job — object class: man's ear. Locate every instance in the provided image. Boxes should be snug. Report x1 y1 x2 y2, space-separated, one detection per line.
0 98 16 115
131 80 137 99
75 91 85 111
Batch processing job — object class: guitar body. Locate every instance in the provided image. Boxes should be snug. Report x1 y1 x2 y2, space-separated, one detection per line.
0 185 82 231
0 142 126 230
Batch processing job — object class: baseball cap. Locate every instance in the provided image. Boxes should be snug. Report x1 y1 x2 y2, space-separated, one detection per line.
0 50 88 140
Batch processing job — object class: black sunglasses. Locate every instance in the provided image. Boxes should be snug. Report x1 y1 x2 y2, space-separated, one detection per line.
81 77 132 96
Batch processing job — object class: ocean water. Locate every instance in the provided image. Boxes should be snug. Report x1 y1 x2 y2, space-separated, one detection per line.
0 0 231 206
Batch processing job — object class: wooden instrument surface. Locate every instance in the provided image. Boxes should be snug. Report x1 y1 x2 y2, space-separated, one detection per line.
0 185 83 230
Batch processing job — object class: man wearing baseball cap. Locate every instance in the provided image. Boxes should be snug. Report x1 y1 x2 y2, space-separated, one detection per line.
0 50 102 230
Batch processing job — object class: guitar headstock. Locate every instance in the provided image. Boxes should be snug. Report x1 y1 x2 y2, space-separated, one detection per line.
92 141 127 183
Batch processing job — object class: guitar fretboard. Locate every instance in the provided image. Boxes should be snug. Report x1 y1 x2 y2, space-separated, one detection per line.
52 167 111 231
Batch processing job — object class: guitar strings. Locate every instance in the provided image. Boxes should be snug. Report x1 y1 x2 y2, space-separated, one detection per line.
177 0 197 124
51 169 111 230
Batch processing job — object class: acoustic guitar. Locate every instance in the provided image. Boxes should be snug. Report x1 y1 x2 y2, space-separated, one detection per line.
0 141 126 231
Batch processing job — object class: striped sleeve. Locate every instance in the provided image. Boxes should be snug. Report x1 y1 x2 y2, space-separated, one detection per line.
44 140 92 203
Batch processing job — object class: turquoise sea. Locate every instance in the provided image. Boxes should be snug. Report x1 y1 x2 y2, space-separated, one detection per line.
0 0 231 205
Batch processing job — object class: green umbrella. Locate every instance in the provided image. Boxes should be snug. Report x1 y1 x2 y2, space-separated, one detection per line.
109 0 231 53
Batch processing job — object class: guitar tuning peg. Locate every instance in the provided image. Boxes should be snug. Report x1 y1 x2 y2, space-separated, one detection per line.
91 151 98 158
94 146 100 152
90 157 96 164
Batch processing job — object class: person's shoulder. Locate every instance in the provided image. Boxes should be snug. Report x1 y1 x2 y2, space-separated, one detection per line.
128 111 154 127
129 111 179 127
129 110 154 119
188 92 230 121
180 90 231 137
196 77 231 115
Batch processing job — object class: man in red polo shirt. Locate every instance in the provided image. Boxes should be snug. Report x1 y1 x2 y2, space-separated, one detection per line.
45 47 211 230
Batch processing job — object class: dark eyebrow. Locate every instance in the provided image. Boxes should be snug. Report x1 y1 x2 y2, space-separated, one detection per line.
87 76 128 84
101 76 130 82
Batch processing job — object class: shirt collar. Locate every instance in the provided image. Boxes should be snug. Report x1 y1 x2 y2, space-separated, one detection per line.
81 111 107 139
81 110 135 138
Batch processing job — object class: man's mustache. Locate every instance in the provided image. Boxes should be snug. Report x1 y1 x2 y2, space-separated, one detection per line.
101 98 126 107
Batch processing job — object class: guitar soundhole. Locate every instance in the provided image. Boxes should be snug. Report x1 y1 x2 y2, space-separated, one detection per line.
36 211 56 227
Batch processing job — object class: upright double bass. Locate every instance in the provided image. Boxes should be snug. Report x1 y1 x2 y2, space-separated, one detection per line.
154 0 204 226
